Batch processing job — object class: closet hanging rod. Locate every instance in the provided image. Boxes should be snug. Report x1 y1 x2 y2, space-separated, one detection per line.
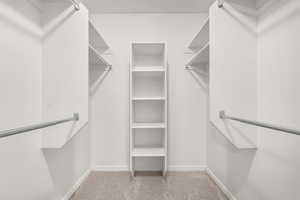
0 113 79 139
70 0 80 11
219 111 300 136
218 0 224 8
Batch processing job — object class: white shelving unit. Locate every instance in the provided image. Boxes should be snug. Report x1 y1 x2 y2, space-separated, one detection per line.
130 43 168 176
89 20 111 92
186 18 210 88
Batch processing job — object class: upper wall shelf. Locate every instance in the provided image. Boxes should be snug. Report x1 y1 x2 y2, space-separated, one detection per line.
186 42 209 67
185 17 210 90
89 20 111 67
89 20 109 54
88 20 111 92
188 18 209 52
89 44 111 67
132 43 165 67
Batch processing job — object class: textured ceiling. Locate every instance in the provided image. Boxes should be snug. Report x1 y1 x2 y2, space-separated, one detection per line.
81 0 215 13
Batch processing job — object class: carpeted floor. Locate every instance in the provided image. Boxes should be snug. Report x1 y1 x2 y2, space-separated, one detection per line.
71 172 228 200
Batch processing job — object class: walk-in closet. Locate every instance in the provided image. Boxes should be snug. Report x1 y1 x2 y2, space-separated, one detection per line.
1 0 300 199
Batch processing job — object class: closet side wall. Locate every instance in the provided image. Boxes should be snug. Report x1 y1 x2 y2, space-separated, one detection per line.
0 1 48 199
207 0 300 199
209 1 258 149
0 1 90 199
42 1 89 148
90 14 208 170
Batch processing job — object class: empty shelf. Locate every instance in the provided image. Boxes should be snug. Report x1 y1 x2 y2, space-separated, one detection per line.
188 17 209 52
89 20 109 54
131 148 166 157
132 97 165 101
89 45 111 67
132 67 165 72
132 123 166 129
186 42 209 67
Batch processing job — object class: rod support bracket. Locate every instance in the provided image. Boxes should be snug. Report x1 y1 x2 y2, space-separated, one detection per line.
185 66 192 70
218 0 224 8
74 4 80 11
71 0 80 11
73 113 80 121
219 110 225 119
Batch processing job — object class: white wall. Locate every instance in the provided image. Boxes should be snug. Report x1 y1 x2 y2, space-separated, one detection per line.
0 1 90 199
42 1 89 148
90 14 208 170
210 1 258 149
207 0 300 199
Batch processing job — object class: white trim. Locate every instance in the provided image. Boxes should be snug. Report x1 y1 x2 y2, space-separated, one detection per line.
62 168 91 200
206 168 237 200
92 165 208 172
93 165 129 171
168 165 207 171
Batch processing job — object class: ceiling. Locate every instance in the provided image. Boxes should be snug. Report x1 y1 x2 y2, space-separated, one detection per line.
81 0 216 13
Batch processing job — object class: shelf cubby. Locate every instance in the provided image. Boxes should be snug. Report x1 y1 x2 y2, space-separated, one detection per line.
132 43 165 68
133 101 165 123
133 71 165 97
133 157 164 173
133 128 165 148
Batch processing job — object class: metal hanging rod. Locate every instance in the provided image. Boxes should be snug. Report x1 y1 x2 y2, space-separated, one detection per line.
69 0 80 11
218 0 224 8
0 113 79 139
219 111 300 136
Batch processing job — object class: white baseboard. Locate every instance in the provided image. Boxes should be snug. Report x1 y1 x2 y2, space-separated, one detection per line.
206 168 237 200
168 165 207 171
93 165 129 171
92 165 207 172
62 168 91 200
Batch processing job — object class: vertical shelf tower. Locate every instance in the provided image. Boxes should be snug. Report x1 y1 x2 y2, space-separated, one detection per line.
130 43 168 176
